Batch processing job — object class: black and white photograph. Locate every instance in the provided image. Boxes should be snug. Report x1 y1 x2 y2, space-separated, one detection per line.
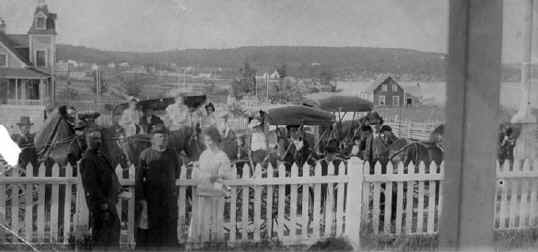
0 0 537 251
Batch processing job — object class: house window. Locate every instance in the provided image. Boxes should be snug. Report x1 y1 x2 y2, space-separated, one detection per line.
378 95 385 106
0 54 6 67
382 84 388 92
36 17 46 29
7 79 16 99
393 96 400 106
392 84 398 92
24 80 40 100
36 50 47 67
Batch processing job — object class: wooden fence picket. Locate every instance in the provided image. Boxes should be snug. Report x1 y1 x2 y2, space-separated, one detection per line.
395 162 405 234
63 164 73 244
277 163 286 240
241 163 251 241
427 163 437 233
289 163 299 241
24 163 33 242
11 165 19 238
37 163 46 241
312 162 322 240
300 163 309 241
324 162 335 237
50 163 60 242
383 163 394 234
335 162 346 237
416 162 426 233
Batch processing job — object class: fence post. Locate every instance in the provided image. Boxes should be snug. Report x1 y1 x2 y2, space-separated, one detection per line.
345 157 364 249
73 162 90 244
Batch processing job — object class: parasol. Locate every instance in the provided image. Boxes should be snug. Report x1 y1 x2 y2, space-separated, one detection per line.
263 105 334 126
182 94 207 109
113 97 177 115
316 95 373 112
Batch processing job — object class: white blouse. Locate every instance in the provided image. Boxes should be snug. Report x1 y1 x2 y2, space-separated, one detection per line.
196 149 233 196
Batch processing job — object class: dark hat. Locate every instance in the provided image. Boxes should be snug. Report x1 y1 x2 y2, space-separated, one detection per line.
16 116 34 126
73 120 88 130
380 125 392 133
286 125 300 130
79 112 101 121
205 102 215 111
150 124 169 135
367 111 383 124
325 139 339 154
360 125 373 132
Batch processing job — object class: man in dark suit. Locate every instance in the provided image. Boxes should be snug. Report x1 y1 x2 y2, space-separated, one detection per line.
79 128 121 250
10 116 38 170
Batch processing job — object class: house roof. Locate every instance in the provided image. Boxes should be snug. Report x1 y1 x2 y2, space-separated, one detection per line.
0 67 50 79
403 84 423 98
363 75 398 93
0 32 30 65
28 5 57 35
6 34 29 48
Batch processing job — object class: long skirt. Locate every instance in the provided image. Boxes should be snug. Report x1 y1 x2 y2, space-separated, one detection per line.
189 193 225 245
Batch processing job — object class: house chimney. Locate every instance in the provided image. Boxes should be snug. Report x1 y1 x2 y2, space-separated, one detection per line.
0 18 6 33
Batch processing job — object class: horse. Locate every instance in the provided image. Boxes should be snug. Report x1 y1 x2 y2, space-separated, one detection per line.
33 106 79 175
387 124 444 168
388 139 443 168
116 125 204 167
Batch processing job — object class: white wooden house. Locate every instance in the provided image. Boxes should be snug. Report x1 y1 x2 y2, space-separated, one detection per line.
0 1 57 132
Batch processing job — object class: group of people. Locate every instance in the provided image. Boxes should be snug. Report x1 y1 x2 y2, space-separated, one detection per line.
118 96 219 137
2 98 437 250
79 123 233 250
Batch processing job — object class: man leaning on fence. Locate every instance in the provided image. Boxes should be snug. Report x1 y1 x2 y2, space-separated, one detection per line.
79 127 121 250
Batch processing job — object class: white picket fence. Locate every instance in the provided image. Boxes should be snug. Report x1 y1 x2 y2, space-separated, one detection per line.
495 160 538 230
1 158 538 248
360 161 444 236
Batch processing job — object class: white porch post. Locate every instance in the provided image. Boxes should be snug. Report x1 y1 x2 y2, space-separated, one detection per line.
511 0 537 161
39 79 45 105
439 0 502 250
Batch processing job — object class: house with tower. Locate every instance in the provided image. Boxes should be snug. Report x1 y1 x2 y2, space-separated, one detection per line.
0 0 57 132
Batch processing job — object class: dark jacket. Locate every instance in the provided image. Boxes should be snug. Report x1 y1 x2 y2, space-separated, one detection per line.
79 149 121 213
220 128 238 160
67 135 86 167
11 133 38 169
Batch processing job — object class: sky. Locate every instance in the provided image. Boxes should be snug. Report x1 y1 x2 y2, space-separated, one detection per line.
0 0 535 62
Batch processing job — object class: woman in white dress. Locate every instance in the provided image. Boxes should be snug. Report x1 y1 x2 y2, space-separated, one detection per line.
191 126 234 243
165 96 189 131
119 97 143 137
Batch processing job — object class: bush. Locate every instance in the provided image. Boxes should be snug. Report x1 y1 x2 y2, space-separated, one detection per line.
308 237 354 251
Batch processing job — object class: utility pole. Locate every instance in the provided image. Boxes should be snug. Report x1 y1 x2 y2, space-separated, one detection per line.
511 0 537 160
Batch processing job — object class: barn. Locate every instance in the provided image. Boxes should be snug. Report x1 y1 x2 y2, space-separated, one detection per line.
359 76 423 107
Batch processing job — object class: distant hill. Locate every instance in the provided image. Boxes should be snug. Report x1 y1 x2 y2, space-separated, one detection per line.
57 45 530 82
57 45 447 80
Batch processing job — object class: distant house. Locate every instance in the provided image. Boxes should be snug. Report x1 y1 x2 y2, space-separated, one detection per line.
269 70 280 79
107 62 116 68
359 76 422 107
119 62 129 68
